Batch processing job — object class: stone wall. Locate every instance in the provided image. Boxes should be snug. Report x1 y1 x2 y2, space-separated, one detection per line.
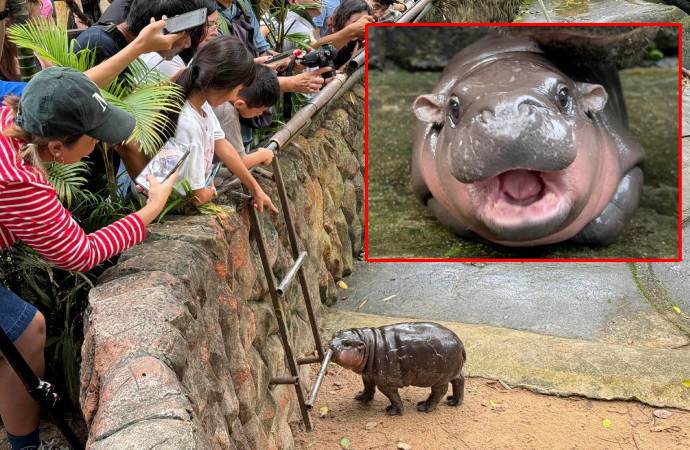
78 83 365 449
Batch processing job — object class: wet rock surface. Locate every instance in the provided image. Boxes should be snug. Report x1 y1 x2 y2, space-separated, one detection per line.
78 84 364 448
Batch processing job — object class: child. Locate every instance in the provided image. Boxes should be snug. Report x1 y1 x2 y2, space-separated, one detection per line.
167 35 278 209
231 64 280 168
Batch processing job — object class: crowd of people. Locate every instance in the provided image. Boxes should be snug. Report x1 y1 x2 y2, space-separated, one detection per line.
0 0 417 448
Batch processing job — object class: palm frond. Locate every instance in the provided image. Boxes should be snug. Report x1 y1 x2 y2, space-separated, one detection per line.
285 32 312 50
102 82 184 157
46 162 89 209
7 21 95 71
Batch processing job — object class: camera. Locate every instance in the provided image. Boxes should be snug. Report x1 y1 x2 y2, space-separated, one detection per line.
297 45 337 79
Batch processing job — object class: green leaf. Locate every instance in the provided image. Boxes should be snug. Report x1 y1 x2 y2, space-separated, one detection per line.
339 437 351 449
8 21 95 72
682 379 690 388
46 161 89 209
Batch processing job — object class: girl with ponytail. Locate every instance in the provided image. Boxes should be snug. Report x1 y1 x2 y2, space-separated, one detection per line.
165 35 277 210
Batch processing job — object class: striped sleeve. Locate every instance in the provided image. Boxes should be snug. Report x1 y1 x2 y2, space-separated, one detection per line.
0 180 146 272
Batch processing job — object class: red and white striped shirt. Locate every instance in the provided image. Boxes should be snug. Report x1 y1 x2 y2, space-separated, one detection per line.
0 105 146 273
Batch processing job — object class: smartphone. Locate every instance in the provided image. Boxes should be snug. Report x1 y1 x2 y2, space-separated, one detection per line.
265 49 299 64
135 140 191 193
163 8 207 35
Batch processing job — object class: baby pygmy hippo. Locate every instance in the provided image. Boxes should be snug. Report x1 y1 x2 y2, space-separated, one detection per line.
329 322 466 415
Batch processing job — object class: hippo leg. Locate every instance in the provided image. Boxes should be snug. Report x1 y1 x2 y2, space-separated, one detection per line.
417 383 449 412
354 376 375 403
378 386 404 416
446 375 465 406
572 167 643 245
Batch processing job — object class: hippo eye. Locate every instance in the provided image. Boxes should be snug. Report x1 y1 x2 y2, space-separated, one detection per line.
557 86 571 110
447 96 461 127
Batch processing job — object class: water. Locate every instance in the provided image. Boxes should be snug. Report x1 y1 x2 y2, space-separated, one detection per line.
366 67 679 259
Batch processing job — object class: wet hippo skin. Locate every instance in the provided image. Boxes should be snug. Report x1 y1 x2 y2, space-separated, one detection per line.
329 322 466 415
411 35 645 247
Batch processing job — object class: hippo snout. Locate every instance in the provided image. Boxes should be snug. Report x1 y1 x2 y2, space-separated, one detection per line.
448 98 577 184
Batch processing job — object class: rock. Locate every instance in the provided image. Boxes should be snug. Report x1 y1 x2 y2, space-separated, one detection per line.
397 442 413 450
521 0 687 23
364 421 378 430
653 409 674 419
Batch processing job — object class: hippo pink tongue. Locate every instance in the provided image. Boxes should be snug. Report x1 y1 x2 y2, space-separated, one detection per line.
499 170 544 203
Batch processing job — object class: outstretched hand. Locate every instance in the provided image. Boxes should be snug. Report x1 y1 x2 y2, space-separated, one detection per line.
288 67 333 93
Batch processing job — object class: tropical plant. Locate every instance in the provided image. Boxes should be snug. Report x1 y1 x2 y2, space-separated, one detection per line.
262 2 318 52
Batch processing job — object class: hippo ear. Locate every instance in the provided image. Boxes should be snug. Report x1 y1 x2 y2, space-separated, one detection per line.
413 94 447 124
577 83 608 114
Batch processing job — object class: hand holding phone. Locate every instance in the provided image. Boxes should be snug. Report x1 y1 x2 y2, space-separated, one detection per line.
135 140 191 194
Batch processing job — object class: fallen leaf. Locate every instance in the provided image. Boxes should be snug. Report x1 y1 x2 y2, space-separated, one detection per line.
489 400 497 408
381 294 397 302
672 305 682 315
653 409 673 419
682 379 690 388
364 421 378 430
397 442 412 450
357 299 368 310
602 418 612 429
337 280 348 289
319 406 329 418
339 437 351 449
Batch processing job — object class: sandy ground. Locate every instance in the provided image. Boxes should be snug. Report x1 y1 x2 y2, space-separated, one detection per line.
294 367 690 450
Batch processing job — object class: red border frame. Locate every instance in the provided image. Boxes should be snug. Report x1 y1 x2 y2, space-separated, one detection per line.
363 22 683 263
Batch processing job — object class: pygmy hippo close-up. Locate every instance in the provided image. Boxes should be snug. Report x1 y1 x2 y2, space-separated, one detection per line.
329 322 466 415
412 35 645 247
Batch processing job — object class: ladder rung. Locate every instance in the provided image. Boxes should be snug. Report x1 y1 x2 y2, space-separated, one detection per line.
270 376 299 386
297 355 321 365
276 251 308 296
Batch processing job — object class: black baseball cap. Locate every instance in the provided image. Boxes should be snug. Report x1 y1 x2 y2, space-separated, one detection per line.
15 67 135 144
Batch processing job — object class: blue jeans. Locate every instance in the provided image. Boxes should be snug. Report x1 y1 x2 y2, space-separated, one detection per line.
0 286 37 342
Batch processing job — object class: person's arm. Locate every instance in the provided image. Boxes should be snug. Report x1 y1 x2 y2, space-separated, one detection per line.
0 174 176 273
242 148 274 169
244 0 271 53
313 15 373 50
84 19 187 87
214 138 278 212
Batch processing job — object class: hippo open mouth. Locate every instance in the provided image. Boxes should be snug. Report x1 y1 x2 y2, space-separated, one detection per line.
471 169 572 241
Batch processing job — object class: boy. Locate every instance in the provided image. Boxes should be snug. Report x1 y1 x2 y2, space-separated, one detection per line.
214 64 280 170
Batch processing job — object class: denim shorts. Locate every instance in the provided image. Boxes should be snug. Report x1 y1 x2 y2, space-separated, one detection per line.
0 286 37 342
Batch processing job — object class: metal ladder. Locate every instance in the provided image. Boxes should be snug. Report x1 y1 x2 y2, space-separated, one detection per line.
232 154 325 431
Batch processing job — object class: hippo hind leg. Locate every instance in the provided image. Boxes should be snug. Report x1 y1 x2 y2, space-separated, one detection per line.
355 375 375 403
572 167 643 245
417 383 449 413
446 374 465 406
378 386 404 416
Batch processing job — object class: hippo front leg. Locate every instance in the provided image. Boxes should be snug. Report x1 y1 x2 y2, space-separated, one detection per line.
377 385 404 416
572 167 643 245
355 375 375 403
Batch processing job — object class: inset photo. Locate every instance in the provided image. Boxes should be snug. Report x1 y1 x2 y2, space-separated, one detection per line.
365 24 681 261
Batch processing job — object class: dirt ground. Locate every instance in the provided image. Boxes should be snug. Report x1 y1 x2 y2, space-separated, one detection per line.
294 367 690 450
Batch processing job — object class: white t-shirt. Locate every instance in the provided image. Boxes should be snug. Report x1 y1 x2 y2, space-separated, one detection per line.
140 52 186 78
173 101 225 191
280 11 317 51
